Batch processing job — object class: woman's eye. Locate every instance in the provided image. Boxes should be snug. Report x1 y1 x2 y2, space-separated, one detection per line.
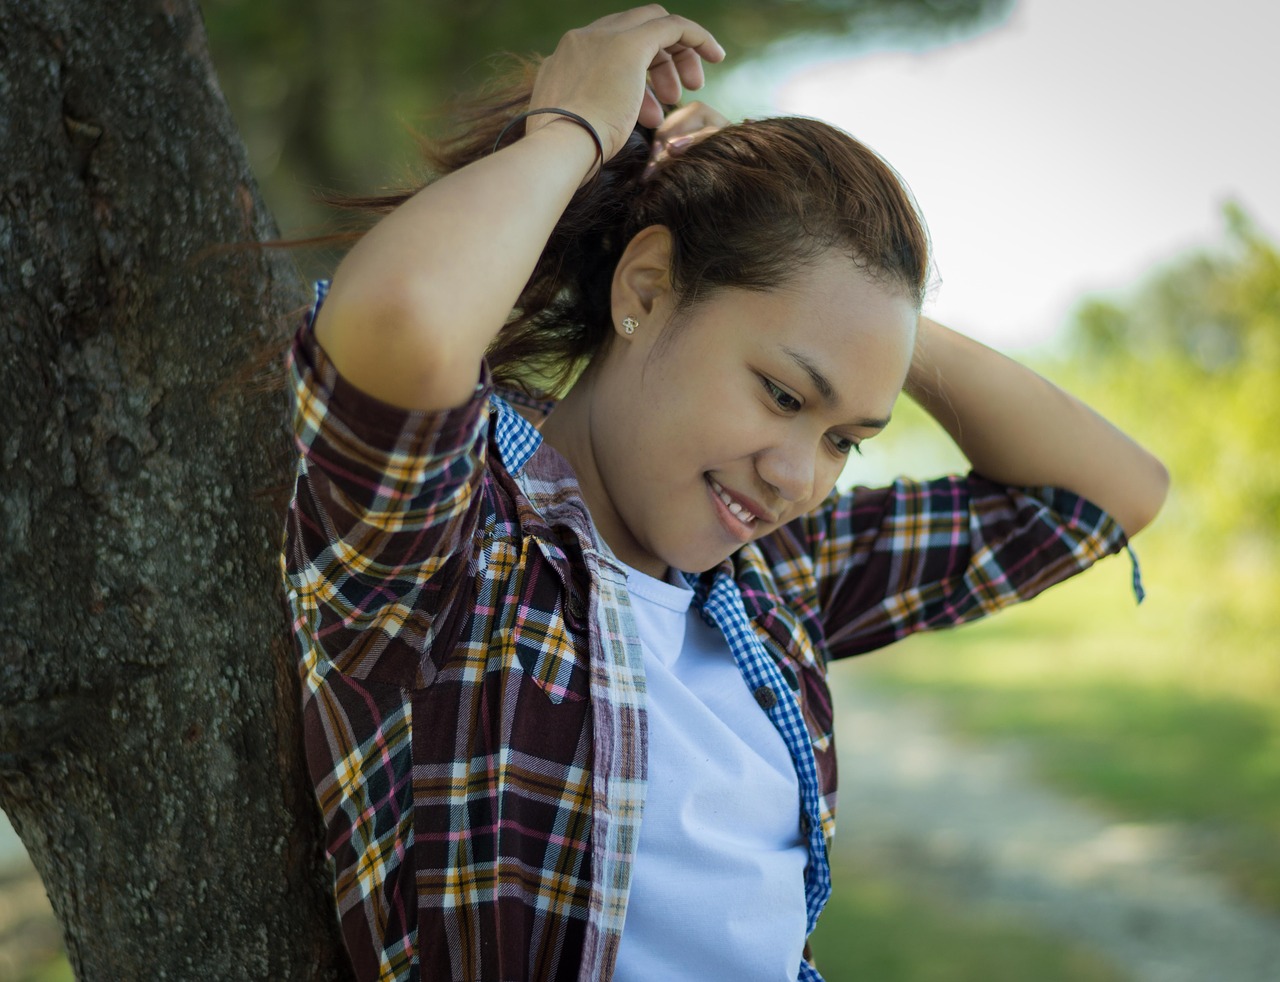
761 377 801 412
829 434 862 456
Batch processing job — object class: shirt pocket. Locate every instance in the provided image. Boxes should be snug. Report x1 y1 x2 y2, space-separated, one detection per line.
494 536 590 705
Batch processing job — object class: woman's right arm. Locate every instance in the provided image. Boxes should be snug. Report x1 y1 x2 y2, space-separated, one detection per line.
313 6 725 412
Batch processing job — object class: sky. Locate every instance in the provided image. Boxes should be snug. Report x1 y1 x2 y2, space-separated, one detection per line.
715 0 1279 349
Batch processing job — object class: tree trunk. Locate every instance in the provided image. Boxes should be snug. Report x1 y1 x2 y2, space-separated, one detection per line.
0 1 351 978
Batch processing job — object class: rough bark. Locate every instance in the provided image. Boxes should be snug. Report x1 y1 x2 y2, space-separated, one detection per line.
0 1 352 978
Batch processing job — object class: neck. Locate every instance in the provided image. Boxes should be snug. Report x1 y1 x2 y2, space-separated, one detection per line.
538 371 593 474
540 373 667 578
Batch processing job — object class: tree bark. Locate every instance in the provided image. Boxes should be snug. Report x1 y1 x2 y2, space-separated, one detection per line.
0 1 351 978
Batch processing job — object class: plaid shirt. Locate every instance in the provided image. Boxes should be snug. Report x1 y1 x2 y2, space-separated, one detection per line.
282 283 1134 982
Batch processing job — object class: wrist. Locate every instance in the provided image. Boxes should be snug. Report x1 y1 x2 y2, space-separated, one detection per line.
505 108 604 184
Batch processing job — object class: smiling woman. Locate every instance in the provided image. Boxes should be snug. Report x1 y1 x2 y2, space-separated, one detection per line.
541 242 919 578
281 7 1167 982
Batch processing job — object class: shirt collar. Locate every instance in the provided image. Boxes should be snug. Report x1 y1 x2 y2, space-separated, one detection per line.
489 393 545 474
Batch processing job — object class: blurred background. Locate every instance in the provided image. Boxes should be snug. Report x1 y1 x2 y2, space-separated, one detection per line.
5 1 1278 979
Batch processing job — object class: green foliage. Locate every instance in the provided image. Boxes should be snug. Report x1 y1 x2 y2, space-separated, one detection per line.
1064 205 1280 548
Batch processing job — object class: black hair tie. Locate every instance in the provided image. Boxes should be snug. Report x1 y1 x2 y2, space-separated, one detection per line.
493 108 604 175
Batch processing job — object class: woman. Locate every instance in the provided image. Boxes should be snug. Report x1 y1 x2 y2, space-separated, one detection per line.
282 7 1169 981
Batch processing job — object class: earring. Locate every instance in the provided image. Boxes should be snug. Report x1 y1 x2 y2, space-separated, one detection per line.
622 316 638 335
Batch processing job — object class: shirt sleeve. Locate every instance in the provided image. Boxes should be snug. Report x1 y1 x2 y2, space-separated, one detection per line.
283 281 491 684
793 472 1135 660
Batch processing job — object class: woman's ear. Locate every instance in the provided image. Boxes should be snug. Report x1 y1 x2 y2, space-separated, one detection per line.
611 225 674 337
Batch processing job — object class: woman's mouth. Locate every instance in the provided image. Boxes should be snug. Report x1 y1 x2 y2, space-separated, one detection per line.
707 476 759 541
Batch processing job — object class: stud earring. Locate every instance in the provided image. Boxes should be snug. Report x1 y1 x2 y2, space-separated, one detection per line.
622 316 638 335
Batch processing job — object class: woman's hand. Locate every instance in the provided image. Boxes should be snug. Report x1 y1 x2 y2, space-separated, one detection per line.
315 8 724 413
528 6 726 164
643 100 729 179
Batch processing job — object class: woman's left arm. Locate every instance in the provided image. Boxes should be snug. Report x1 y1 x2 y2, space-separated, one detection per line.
906 316 1170 537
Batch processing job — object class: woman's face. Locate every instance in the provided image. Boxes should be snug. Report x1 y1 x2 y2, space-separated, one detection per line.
578 247 918 578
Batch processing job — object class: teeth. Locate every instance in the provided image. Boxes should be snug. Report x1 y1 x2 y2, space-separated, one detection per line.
710 478 755 524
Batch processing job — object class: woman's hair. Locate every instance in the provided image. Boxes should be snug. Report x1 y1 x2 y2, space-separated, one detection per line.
340 59 930 397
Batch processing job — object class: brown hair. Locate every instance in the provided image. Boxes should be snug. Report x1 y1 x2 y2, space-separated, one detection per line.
335 59 930 397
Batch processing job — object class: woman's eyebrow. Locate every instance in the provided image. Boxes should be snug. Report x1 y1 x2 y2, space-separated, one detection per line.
781 345 838 402
780 344 892 428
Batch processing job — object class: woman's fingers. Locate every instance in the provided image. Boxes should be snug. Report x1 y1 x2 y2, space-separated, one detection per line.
644 16 719 101
643 100 729 180
654 100 729 142
634 8 726 61
638 86 667 129
527 8 724 161
647 43 708 99
669 45 707 91
601 3 679 31
647 51 684 107
644 36 715 119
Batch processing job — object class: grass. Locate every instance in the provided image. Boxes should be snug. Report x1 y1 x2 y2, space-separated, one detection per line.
810 852 1129 982
854 534 1280 910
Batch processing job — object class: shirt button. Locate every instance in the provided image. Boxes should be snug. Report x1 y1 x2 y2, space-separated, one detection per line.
754 686 777 710
800 813 811 834
567 592 586 620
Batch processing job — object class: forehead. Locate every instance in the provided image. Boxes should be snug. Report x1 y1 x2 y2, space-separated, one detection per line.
705 256 918 401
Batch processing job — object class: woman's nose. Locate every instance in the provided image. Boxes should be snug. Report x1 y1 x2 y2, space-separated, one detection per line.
754 442 817 505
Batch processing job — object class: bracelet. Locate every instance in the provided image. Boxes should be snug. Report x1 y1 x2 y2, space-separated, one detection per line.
492 108 604 173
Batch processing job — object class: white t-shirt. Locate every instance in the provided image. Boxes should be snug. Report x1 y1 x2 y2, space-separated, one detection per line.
611 563 809 982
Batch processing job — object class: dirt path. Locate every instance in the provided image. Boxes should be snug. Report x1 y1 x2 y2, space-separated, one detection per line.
829 672 1280 982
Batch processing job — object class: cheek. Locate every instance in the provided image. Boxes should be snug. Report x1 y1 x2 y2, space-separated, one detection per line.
649 377 742 455
805 457 844 508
